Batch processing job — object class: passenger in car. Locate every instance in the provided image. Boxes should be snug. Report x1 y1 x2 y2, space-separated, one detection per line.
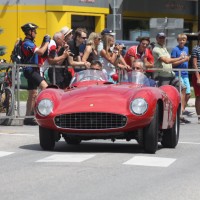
132 59 156 87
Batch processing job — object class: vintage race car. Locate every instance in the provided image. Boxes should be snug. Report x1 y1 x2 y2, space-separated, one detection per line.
35 69 181 154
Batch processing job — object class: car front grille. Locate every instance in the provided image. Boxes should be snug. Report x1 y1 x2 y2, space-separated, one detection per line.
54 112 127 130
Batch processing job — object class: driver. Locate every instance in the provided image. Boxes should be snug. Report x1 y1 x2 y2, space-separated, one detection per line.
132 59 156 87
90 60 102 70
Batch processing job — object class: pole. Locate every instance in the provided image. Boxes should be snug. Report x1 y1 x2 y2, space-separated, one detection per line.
113 0 116 38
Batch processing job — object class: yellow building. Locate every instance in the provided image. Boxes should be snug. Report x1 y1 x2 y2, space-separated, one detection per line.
0 0 198 61
0 1 109 61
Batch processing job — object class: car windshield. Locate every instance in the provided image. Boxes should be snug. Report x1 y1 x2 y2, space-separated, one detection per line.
120 71 150 86
70 69 109 85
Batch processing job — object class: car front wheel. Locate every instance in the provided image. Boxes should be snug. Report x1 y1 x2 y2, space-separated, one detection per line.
39 126 55 150
143 104 159 154
161 105 180 148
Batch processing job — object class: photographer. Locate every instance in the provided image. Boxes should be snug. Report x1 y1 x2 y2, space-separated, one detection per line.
42 32 71 88
100 34 130 83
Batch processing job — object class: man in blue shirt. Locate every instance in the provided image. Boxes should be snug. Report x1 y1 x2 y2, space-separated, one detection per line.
21 23 50 125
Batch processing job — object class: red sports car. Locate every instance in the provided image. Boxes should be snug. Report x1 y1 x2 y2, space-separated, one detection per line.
35 70 181 154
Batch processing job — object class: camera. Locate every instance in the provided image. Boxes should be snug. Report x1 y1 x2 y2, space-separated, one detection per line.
64 44 69 50
115 43 126 50
69 52 75 57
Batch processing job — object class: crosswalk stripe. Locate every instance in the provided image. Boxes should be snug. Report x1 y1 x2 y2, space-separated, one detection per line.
0 151 177 168
123 156 176 167
0 133 34 136
179 141 200 145
0 151 15 157
36 153 96 163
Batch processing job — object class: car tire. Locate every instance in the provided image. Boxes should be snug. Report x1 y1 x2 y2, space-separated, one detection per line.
143 104 159 154
39 126 55 150
64 137 81 145
161 105 180 148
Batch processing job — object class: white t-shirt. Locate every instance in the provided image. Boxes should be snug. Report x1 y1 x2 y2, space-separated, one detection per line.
40 39 57 74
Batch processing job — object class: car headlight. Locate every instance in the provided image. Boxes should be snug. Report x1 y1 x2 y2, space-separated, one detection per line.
130 98 148 115
37 99 53 116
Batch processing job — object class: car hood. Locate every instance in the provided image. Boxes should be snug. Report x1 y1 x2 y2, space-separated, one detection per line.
54 84 149 114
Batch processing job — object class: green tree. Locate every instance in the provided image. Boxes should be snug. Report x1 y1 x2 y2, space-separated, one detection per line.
0 28 6 56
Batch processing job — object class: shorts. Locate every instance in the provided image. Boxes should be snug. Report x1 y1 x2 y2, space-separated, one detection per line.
179 77 191 94
192 73 200 97
157 76 186 91
24 69 44 90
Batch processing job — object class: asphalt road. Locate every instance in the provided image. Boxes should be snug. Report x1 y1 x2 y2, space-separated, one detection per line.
0 107 199 200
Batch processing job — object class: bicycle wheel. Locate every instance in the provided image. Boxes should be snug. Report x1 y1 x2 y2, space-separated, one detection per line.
0 87 14 125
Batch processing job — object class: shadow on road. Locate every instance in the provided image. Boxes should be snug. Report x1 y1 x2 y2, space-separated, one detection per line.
19 140 163 154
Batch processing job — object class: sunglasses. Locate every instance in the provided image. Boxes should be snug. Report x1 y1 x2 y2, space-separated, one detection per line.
81 36 87 39
32 30 37 34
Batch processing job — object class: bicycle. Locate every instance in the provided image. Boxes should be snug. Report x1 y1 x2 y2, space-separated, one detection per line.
0 59 14 125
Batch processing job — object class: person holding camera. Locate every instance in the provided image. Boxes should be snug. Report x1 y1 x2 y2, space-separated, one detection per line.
54 26 75 88
100 34 130 83
42 31 70 88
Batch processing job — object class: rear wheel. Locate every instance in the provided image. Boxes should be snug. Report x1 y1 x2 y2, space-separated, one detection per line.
143 104 159 154
0 87 14 125
161 105 180 148
39 126 55 150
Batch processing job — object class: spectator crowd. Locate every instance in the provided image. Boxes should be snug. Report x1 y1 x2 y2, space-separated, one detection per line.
18 22 200 125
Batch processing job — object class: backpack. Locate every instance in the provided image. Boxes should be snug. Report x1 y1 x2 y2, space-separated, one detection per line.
10 38 25 64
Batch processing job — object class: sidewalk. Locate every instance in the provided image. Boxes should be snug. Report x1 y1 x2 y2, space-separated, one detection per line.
187 98 195 107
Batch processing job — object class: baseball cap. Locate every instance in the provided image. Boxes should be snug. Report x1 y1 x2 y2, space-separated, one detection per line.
101 28 116 36
60 26 73 36
156 32 166 38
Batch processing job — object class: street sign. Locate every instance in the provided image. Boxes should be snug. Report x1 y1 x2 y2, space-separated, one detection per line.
108 0 123 9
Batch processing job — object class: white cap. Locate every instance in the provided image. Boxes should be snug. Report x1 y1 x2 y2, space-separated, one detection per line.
60 26 73 36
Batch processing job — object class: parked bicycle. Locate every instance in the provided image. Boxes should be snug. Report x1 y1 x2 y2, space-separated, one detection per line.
0 59 14 125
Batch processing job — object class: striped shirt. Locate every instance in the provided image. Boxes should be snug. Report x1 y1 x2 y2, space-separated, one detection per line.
191 45 200 69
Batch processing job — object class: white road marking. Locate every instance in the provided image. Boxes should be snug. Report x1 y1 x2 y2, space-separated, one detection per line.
0 133 34 137
36 153 96 163
0 151 14 157
179 141 200 145
123 156 176 167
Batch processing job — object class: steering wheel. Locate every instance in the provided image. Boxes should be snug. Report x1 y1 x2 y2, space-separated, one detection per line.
79 76 102 81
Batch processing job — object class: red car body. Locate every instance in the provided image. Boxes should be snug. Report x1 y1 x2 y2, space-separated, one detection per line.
35 70 181 153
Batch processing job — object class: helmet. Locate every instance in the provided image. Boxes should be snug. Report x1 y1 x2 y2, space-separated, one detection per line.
21 23 38 33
